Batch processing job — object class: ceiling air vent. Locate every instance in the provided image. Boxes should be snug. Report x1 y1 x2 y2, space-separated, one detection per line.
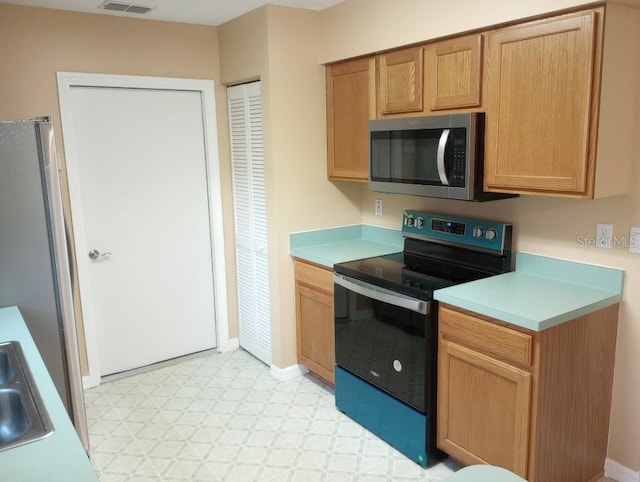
99 1 153 14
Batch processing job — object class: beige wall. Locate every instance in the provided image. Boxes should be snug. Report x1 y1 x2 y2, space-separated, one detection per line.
0 4 222 118
319 0 599 63
2 0 638 473
319 0 640 471
218 7 268 86
0 4 239 367
219 5 362 368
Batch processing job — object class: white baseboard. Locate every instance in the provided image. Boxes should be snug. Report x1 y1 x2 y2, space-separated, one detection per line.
82 374 98 389
217 337 239 353
606 457 640 482
269 363 309 381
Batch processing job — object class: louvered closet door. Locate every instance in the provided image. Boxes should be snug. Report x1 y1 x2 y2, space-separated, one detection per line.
228 81 272 365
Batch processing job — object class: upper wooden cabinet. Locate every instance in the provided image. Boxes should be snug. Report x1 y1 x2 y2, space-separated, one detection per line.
326 57 375 181
326 5 640 191
377 46 424 117
484 11 598 196
326 34 484 181
377 38 482 118
425 34 483 111
484 5 640 198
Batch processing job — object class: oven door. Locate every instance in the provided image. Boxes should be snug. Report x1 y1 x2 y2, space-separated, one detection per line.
334 273 432 413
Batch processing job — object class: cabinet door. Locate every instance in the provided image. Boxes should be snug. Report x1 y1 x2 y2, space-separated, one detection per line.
425 34 482 111
484 11 598 196
438 340 532 478
377 46 424 116
294 261 335 384
326 58 375 181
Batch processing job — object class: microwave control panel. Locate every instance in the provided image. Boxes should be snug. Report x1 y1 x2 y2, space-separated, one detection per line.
449 135 466 187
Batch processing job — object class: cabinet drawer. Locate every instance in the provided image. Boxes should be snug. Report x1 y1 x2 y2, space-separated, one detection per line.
294 259 333 293
439 306 533 366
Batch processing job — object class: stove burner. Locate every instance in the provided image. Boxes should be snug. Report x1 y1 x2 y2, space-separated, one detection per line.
401 268 455 292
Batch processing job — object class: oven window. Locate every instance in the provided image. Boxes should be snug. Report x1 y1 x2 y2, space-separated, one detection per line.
334 283 429 413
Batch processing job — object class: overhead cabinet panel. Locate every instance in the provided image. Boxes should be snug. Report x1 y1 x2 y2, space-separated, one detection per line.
377 47 424 116
484 11 598 195
326 57 375 181
425 34 483 111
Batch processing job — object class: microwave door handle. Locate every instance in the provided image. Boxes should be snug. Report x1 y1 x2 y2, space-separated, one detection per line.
333 273 429 315
437 128 451 185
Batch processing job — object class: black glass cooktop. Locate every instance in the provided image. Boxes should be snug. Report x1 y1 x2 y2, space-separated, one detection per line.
334 253 445 300
334 249 500 300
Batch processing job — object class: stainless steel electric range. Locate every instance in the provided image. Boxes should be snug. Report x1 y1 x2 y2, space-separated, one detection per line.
333 210 512 466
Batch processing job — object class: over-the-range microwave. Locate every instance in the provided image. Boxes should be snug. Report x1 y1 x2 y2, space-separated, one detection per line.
369 112 515 201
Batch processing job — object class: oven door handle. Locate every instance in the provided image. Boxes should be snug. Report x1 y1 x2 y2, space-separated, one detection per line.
333 273 430 315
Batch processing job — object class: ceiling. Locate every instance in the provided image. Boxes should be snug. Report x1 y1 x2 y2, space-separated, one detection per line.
0 0 347 26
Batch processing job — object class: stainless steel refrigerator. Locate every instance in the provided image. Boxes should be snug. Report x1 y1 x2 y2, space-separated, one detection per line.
0 118 89 450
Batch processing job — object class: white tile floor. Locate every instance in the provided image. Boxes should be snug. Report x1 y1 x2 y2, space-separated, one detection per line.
85 348 459 481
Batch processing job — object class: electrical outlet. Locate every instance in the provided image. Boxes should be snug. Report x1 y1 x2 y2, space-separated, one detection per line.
596 223 613 249
375 199 383 216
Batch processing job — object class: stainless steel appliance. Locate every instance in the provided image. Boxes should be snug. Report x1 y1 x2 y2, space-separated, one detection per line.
369 113 516 201
0 118 89 450
333 210 512 466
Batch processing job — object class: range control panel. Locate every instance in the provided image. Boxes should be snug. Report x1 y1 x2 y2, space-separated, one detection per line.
431 218 466 236
402 210 512 255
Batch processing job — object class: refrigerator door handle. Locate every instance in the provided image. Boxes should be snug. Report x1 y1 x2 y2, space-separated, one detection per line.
38 121 90 452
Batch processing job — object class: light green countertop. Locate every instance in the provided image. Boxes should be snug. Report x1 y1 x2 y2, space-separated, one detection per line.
290 224 403 268
0 306 98 481
290 225 624 331
434 252 624 331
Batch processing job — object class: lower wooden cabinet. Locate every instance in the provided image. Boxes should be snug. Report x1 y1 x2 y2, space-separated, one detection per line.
438 310 533 475
437 304 619 482
294 259 335 384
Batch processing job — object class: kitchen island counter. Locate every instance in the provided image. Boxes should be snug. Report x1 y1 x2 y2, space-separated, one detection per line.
434 252 624 331
0 306 98 481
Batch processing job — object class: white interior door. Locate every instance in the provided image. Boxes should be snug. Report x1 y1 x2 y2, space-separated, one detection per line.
61 81 219 378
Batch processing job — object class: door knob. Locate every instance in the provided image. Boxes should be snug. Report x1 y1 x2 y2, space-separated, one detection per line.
88 249 112 260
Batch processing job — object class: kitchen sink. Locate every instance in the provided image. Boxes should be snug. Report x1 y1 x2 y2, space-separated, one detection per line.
0 389 30 445
0 341 53 452
0 347 15 384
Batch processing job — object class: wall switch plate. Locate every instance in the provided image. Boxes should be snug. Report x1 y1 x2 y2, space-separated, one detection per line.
375 199 383 216
596 223 613 248
629 227 640 253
